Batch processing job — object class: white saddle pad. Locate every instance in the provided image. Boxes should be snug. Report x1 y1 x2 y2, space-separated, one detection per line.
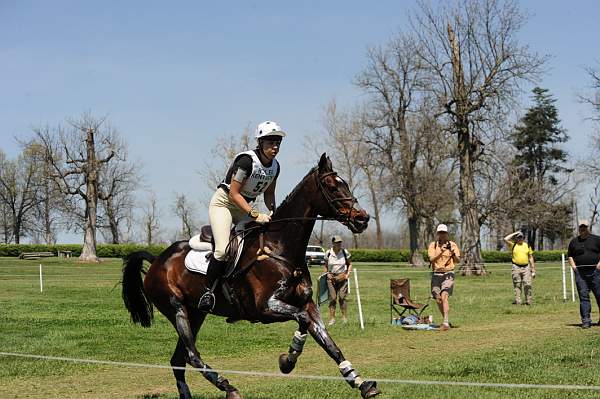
184 248 212 274
185 234 244 274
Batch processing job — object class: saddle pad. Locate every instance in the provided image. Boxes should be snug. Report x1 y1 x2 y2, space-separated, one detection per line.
185 235 244 275
184 249 212 274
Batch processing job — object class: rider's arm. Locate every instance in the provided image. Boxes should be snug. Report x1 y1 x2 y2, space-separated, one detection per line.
228 179 253 214
264 179 277 213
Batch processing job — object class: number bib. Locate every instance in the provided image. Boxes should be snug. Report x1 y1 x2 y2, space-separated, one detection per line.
224 150 279 199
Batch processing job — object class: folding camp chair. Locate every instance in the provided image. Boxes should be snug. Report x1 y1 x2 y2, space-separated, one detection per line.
390 278 430 324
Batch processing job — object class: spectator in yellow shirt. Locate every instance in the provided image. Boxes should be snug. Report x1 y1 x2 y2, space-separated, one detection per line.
504 231 536 305
428 224 460 331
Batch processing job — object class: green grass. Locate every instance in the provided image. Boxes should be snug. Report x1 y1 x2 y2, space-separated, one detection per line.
1 257 599 399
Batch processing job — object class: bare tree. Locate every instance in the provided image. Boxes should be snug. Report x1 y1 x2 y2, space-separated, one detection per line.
199 128 252 195
578 64 600 232
0 145 44 244
172 193 197 240
35 113 120 262
0 150 14 243
141 191 161 245
304 101 387 249
97 142 139 244
355 33 433 265
580 65 600 122
309 101 387 248
30 141 65 245
410 0 546 274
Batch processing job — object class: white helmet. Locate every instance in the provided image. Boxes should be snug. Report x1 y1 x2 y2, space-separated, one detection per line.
255 121 286 140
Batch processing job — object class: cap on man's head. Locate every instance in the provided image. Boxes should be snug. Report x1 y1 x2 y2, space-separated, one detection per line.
515 231 524 239
332 235 343 243
578 219 590 227
436 224 448 233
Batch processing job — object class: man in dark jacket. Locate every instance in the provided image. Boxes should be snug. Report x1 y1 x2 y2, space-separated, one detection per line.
567 219 600 329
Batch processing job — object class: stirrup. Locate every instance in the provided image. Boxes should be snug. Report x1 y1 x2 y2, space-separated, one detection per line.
198 289 216 312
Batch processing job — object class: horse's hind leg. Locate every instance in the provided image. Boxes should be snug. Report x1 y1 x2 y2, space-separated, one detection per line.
170 296 243 399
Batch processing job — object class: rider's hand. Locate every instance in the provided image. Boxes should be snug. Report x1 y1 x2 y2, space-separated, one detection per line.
255 213 271 224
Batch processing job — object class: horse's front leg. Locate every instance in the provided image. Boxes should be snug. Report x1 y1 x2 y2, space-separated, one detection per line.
304 300 381 399
257 279 310 374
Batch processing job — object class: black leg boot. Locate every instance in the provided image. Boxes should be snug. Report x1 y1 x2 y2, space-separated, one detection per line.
198 256 226 311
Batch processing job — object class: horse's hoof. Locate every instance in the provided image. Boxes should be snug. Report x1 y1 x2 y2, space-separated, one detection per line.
225 389 244 399
278 353 295 374
360 380 381 398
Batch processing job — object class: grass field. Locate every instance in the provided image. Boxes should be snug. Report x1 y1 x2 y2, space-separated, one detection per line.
1 257 599 399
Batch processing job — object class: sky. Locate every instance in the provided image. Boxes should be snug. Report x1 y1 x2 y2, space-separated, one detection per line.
1 1 599 243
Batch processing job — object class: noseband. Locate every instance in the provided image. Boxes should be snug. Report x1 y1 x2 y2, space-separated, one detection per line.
315 170 358 223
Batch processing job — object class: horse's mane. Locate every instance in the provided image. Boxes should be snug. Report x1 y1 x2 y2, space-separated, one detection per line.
272 166 318 219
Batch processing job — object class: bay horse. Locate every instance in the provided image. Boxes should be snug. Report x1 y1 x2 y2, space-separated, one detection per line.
122 153 381 399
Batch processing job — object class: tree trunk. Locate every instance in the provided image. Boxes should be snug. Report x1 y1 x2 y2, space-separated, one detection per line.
408 207 425 266
13 218 20 244
80 128 99 262
457 129 484 275
447 22 484 275
106 199 120 244
364 168 383 249
146 221 153 246
44 194 53 245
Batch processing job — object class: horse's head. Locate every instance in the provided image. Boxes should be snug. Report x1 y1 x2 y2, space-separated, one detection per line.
314 153 370 234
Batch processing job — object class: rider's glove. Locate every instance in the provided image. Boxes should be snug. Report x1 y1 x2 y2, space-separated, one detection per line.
255 213 271 224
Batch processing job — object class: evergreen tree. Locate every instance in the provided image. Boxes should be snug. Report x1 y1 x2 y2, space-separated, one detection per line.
509 87 572 249
511 87 570 185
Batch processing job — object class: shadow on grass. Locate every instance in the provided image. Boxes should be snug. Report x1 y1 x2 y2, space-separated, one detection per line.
565 323 584 328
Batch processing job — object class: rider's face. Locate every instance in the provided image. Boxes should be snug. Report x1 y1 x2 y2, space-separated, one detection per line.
261 138 281 159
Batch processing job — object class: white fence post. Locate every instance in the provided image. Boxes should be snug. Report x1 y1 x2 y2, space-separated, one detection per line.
561 254 567 301
353 268 365 331
347 274 351 295
39 264 43 293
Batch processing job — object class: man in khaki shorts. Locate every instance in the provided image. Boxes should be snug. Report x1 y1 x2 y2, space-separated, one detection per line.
428 224 460 331
323 236 352 325
504 231 536 305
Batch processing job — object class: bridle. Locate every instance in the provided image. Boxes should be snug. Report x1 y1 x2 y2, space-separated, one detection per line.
315 169 358 225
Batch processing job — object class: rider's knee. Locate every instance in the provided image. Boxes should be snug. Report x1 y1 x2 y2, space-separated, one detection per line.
213 248 227 261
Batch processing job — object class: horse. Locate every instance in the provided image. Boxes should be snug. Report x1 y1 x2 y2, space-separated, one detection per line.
122 153 381 399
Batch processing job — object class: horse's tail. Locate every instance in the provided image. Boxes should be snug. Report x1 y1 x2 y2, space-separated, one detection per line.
122 251 156 328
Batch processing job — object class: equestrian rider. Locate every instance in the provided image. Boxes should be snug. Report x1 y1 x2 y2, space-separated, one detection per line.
198 121 285 311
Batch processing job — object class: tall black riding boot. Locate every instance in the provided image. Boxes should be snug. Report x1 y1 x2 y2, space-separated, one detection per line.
198 256 226 311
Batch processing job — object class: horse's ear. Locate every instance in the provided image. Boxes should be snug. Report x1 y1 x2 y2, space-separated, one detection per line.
318 153 332 172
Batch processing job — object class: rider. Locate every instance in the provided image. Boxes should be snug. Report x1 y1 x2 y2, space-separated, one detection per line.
198 121 285 311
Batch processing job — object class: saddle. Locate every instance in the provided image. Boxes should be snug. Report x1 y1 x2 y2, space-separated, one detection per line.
186 225 244 277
